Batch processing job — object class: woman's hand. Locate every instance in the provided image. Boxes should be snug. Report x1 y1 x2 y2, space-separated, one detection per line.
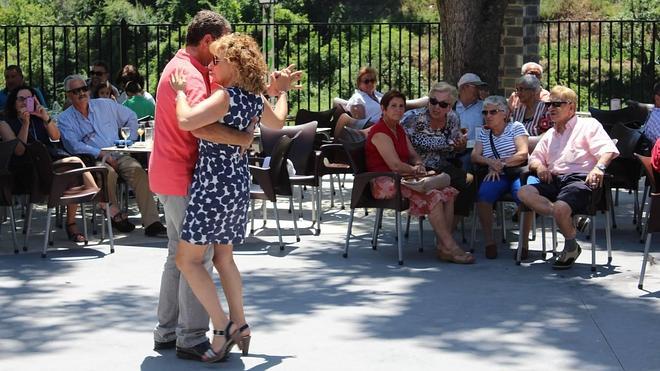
488 158 504 173
19 109 31 125
412 164 426 176
170 68 187 92
266 64 304 96
32 101 50 122
484 168 501 182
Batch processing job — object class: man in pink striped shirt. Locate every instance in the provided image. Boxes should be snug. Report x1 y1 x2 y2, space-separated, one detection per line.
518 85 619 269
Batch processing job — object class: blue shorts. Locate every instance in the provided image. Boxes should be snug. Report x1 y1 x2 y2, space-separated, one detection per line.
477 175 540 204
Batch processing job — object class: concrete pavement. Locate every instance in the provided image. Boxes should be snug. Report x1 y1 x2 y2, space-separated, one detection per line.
0 185 658 371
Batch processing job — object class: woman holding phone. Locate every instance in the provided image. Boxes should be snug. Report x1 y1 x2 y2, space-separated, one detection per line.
5 85 97 243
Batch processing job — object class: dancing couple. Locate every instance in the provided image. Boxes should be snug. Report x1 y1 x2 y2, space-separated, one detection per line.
168 32 301 362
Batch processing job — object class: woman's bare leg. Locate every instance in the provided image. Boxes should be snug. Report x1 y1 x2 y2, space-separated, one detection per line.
176 241 231 352
333 113 357 138
426 202 460 250
213 244 250 336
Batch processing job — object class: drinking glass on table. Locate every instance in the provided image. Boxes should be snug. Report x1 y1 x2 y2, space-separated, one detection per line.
144 127 153 145
120 127 131 147
137 123 145 142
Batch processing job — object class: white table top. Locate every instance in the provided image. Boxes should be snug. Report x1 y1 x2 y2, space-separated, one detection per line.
102 142 153 153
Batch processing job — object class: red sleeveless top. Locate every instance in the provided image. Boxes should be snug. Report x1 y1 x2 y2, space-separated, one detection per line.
365 118 410 172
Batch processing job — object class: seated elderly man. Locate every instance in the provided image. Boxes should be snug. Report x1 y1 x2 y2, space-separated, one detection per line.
454 73 487 172
58 74 166 236
507 62 550 110
517 85 619 269
642 82 660 144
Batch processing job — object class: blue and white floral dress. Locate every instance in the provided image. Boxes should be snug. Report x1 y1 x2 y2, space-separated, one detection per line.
181 87 264 245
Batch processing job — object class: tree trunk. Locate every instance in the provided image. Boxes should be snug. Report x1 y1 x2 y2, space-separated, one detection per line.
437 0 510 92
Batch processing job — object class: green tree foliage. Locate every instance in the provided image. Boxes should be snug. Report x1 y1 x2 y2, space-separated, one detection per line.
0 0 56 25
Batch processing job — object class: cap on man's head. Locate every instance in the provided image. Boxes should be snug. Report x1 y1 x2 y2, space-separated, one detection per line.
458 73 486 88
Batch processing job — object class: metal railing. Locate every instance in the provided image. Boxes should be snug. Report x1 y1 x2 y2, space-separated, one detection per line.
0 21 443 113
538 20 659 111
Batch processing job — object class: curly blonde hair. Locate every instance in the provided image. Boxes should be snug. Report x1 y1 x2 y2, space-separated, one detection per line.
209 33 267 95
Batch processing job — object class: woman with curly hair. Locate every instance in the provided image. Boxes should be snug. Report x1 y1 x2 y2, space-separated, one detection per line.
169 33 300 362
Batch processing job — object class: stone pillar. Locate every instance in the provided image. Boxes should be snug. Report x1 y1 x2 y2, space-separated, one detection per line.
498 0 540 98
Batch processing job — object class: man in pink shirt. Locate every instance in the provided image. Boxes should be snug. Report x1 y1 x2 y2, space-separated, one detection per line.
149 11 253 360
518 85 619 269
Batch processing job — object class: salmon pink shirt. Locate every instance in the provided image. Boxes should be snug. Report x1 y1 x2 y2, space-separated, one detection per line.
530 115 619 175
149 49 211 196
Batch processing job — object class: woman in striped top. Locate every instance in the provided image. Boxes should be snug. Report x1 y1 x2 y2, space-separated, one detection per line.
510 75 551 137
470 95 537 259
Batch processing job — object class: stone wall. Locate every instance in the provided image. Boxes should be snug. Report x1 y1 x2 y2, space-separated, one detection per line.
498 0 540 97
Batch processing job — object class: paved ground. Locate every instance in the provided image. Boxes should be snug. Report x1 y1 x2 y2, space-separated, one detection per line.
0 183 658 371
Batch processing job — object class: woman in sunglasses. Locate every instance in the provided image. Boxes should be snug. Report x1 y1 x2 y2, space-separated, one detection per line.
4 85 100 243
366 89 474 264
471 95 535 259
401 82 474 225
510 75 551 137
332 67 383 138
346 67 383 121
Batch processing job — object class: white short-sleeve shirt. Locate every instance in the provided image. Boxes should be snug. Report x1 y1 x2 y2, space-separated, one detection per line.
346 89 383 122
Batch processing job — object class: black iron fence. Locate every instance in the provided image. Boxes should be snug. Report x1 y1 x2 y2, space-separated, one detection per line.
537 20 659 110
0 21 443 113
2 20 657 113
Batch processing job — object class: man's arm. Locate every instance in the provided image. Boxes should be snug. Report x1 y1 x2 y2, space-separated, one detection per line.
191 124 253 149
586 151 617 189
115 102 139 140
59 114 102 157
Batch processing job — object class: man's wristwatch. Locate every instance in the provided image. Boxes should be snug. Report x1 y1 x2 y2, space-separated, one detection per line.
595 163 607 172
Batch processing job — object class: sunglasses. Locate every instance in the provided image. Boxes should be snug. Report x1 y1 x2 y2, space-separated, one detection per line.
16 96 33 102
429 97 450 108
89 70 105 76
481 109 503 116
361 78 376 84
516 87 534 92
545 101 569 108
67 86 89 95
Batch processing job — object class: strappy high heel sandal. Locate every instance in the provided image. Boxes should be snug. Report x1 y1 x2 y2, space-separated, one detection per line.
236 324 251 356
202 321 237 363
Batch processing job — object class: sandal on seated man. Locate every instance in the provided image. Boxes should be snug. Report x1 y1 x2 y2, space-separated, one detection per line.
517 85 619 269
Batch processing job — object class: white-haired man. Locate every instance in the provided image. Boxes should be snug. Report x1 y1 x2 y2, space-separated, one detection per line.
58 74 166 237
517 85 619 269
